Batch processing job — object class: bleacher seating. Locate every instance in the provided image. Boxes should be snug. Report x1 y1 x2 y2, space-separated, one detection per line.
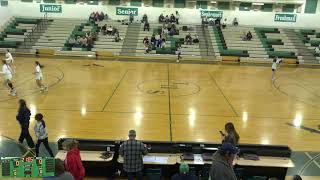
0 18 39 50
93 20 127 56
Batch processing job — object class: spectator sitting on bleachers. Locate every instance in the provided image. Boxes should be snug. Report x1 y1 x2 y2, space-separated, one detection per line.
170 14 176 23
233 18 239 26
107 26 113 35
210 142 238 180
143 36 149 46
76 36 84 47
101 24 107 35
114 32 121 42
242 31 252 41
161 38 166 48
99 12 105 21
162 27 168 38
193 34 199 43
171 163 196 180
165 15 170 23
151 34 156 46
144 21 150 31
176 11 180 24
185 33 192 45
215 17 221 26
89 12 95 22
315 46 320 56
111 27 118 36
222 18 227 29
142 14 148 23
202 16 208 27
159 13 165 23
68 37 76 47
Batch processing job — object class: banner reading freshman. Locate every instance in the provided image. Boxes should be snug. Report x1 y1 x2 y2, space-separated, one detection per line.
274 13 297 22
116 7 138 16
200 10 223 18
40 4 62 13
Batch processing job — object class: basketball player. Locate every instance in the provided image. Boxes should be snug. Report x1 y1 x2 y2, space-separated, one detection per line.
5 49 15 72
271 56 282 81
34 61 48 92
1 60 16 96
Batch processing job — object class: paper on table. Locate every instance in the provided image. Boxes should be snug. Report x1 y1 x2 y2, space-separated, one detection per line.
143 156 168 164
194 154 204 164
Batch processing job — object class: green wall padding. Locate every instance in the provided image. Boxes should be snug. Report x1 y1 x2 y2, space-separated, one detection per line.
196 1 207 9
305 0 318 14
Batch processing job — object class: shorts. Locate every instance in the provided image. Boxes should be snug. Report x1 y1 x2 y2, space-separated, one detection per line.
5 74 12 81
35 75 43 80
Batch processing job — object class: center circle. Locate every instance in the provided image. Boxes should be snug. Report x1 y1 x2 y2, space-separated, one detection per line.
137 79 200 97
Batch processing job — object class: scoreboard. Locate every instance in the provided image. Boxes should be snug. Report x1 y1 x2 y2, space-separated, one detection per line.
1 157 55 178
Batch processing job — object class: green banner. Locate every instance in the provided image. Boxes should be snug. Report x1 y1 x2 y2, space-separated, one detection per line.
40 4 62 13
200 10 223 18
116 7 138 16
274 13 297 22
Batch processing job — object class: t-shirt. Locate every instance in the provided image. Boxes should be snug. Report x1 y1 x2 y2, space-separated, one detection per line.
2 64 12 76
272 58 282 70
35 65 43 77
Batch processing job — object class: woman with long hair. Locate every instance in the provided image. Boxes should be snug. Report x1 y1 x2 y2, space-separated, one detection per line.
1 60 16 96
34 113 54 157
62 139 85 180
34 61 48 92
16 99 35 149
221 122 240 145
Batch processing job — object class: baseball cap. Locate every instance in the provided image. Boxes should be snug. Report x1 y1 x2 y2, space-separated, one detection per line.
220 142 239 154
128 130 136 136
179 163 189 174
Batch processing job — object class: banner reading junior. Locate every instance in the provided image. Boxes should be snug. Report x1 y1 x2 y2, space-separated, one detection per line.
40 4 62 13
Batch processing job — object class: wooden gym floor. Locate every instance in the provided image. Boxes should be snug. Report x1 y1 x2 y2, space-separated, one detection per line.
0 57 319 152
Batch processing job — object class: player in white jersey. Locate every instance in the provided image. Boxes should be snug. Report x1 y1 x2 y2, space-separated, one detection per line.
34 61 48 92
271 56 282 81
1 60 16 96
5 49 15 72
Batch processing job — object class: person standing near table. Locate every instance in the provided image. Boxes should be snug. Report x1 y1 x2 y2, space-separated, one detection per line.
16 99 35 149
62 139 85 180
34 113 54 157
220 122 240 145
119 130 148 180
210 142 238 180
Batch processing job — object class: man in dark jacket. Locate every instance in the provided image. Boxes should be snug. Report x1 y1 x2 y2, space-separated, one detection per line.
16 99 35 148
210 142 238 180
119 130 148 180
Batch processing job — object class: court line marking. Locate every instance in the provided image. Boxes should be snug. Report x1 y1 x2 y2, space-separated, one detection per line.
298 152 320 175
0 66 64 103
272 79 320 109
208 72 239 117
167 64 173 142
101 69 129 112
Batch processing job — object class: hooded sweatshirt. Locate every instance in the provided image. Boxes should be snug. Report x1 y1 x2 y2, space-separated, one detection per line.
64 148 85 180
209 152 237 180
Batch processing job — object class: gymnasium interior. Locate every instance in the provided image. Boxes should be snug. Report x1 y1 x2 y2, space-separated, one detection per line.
0 0 320 179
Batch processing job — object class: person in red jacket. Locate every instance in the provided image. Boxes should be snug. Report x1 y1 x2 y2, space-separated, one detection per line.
62 139 85 180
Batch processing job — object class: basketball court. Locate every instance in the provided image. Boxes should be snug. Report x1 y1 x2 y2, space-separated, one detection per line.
0 57 320 178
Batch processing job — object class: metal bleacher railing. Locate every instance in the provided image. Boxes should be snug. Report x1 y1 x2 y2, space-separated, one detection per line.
23 13 49 49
